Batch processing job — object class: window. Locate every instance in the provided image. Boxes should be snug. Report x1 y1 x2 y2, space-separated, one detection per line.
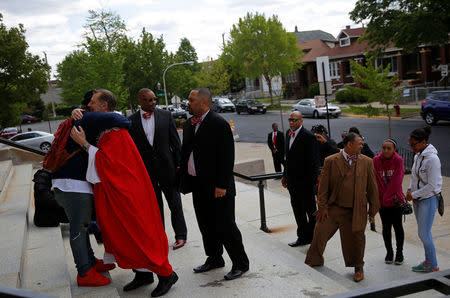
285 71 297 83
329 62 340 78
339 37 350 47
375 56 398 73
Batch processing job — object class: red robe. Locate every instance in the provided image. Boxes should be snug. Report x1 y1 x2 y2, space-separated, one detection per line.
93 128 173 277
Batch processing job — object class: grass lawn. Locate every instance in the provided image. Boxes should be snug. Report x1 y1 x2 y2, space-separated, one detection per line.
341 105 421 118
255 96 284 103
266 104 293 111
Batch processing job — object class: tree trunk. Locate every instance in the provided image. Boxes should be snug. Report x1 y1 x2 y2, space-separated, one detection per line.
263 74 274 106
386 104 391 138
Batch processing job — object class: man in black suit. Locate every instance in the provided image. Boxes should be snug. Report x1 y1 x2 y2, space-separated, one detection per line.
180 88 249 281
267 123 284 174
282 111 320 247
126 88 188 291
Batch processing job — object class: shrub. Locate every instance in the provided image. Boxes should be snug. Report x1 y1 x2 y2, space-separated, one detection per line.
55 105 75 116
335 87 369 104
307 83 320 98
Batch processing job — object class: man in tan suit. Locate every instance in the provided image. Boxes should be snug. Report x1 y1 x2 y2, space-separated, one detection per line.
305 132 379 282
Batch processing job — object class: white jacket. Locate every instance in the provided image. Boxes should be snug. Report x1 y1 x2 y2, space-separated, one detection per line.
409 144 442 200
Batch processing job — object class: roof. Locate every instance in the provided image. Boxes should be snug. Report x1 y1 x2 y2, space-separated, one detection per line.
339 28 365 38
298 39 333 63
293 30 336 42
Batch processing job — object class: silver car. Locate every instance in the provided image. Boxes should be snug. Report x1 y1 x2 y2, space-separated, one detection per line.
9 131 54 152
292 98 341 118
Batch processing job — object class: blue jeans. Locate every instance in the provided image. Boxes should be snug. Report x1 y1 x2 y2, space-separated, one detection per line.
413 195 439 269
54 189 96 275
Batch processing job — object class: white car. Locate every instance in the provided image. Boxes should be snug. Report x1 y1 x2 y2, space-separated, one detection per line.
9 131 54 152
292 98 341 118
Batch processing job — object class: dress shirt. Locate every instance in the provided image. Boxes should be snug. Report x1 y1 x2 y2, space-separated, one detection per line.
288 125 302 150
272 131 277 147
188 109 210 176
140 109 155 146
342 149 357 165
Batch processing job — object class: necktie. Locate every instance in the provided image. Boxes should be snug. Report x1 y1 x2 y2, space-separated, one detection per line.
191 116 202 125
288 130 295 138
273 132 277 147
142 112 151 119
347 154 357 163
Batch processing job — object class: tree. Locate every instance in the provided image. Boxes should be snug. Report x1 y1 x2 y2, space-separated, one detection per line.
350 0 450 52
194 59 230 96
84 9 127 52
348 58 401 137
0 13 50 128
224 12 303 105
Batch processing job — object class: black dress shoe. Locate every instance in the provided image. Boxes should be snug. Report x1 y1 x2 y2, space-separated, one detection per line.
288 238 311 247
224 268 248 280
123 271 154 292
151 272 178 297
193 261 225 273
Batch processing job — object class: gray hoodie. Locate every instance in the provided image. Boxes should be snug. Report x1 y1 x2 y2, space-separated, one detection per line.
409 144 442 200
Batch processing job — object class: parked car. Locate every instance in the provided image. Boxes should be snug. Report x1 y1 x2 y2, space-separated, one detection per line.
180 100 189 111
0 127 19 139
212 97 236 113
235 100 267 114
21 114 38 124
292 98 341 118
164 106 188 119
420 90 450 125
9 131 54 152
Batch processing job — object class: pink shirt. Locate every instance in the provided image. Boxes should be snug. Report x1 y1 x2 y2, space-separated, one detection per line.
373 152 405 207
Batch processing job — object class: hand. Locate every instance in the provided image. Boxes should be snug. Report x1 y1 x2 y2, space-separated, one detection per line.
272 149 277 153
70 126 87 146
176 166 180 173
214 187 226 198
316 208 329 223
315 133 327 144
406 191 413 201
72 108 84 120
281 176 287 188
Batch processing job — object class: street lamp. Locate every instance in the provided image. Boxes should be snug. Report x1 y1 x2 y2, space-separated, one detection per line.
163 61 195 107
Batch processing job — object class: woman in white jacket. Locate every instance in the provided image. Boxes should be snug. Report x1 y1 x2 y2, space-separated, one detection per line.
406 125 442 273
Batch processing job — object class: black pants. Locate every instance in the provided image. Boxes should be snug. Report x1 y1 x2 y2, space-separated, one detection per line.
379 207 404 253
288 185 317 241
153 180 188 240
272 153 284 173
192 179 249 270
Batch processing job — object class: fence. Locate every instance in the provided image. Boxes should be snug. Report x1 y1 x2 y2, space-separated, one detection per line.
398 86 447 104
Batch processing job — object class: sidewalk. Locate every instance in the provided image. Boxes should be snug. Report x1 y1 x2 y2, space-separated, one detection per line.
235 142 450 255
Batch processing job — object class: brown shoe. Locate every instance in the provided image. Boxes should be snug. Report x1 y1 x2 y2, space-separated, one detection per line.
354 267 364 282
173 239 186 250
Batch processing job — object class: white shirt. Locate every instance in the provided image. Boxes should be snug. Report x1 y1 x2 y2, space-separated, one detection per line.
288 125 302 149
188 109 210 176
51 179 93 194
342 149 357 165
86 145 101 184
140 109 155 146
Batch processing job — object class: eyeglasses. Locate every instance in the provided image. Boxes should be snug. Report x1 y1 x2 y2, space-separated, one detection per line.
143 97 158 102
288 118 299 122
408 141 419 147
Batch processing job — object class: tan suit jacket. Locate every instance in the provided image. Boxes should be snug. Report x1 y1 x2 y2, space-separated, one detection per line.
318 152 379 232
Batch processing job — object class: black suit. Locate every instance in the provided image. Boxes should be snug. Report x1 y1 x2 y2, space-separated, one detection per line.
283 126 320 241
180 110 249 270
129 109 187 240
267 130 285 172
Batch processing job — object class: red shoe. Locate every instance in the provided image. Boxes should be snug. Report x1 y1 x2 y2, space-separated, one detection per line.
77 267 111 287
94 258 116 272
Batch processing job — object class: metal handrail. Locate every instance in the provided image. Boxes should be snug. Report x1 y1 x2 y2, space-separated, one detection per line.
0 137 46 156
233 171 283 233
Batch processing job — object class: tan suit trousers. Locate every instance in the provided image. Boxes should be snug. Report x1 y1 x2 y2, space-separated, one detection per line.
305 205 365 268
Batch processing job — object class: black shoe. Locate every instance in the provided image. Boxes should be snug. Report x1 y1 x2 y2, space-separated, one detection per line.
385 251 394 264
288 238 310 247
151 272 178 297
224 268 248 280
394 252 404 265
193 261 225 273
123 271 154 292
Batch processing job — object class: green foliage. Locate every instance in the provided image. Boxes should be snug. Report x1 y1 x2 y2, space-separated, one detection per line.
220 52 245 93
347 104 380 116
350 0 450 52
307 83 320 98
194 59 230 96
84 9 127 52
0 13 50 128
224 12 303 104
335 88 369 103
54 105 74 116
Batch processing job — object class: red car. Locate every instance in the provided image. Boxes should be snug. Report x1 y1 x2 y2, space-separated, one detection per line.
21 114 38 124
0 127 19 139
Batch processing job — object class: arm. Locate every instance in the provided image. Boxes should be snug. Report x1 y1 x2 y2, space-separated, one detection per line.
367 161 380 217
411 156 442 199
309 136 320 183
267 133 274 151
317 158 331 210
215 119 234 195
168 116 182 167
383 157 405 203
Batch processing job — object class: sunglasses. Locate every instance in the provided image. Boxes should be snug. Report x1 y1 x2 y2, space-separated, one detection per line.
288 118 299 122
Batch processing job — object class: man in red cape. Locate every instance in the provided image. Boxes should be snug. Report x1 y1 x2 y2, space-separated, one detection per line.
71 89 178 297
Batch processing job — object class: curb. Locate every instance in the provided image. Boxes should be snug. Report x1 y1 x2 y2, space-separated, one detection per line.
344 114 402 120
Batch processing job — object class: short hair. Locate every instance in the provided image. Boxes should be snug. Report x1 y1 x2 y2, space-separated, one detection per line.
349 126 360 135
138 88 154 99
343 132 361 146
82 89 94 106
93 88 116 111
410 125 432 143
194 88 212 101
272 123 278 128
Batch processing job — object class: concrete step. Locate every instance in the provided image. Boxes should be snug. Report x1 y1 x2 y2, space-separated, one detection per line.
61 224 120 298
0 160 13 197
21 176 72 298
0 164 32 288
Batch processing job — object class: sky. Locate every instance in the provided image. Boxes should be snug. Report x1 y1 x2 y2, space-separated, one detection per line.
1 0 359 78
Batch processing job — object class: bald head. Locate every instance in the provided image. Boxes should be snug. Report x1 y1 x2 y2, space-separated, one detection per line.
288 111 303 131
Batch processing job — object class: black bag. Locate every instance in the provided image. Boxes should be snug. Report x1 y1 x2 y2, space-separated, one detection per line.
436 192 444 216
394 196 413 215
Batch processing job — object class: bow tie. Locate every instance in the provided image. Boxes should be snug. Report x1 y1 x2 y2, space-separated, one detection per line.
288 130 295 138
347 154 358 162
142 112 152 119
191 116 202 125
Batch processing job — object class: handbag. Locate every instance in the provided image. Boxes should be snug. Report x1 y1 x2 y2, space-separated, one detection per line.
393 195 413 215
